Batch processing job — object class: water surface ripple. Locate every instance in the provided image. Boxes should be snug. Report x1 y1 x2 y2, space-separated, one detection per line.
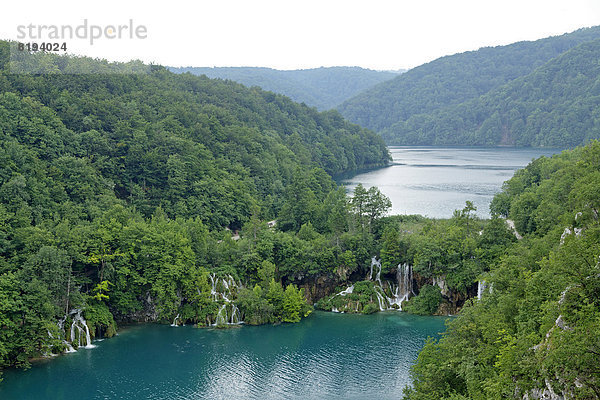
0 312 447 400
340 147 562 218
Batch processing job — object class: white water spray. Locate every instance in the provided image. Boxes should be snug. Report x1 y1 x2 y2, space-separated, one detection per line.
386 263 413 310
209 273 244 326
69 309 95 349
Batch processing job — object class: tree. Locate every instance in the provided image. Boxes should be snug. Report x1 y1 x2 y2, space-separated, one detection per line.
380 225 404 273
365 186 392 230
350 183 368 232
350 184 391 233
282 284 308 323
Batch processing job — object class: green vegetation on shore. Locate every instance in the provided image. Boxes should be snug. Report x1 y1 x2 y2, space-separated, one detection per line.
404 141 600 399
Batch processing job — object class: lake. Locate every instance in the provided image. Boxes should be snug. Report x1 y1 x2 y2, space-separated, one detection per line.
340 147 562 218
0 312 447 400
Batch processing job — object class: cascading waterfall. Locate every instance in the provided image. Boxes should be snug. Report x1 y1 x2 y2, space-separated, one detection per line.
229 304 241 324
477 280 485 300
387 284 402 309
325 257 415 314
56 316 77 353
329 284 354 313
367 258 414 311
69 309 95 349
209 273 244 326
171 314 180 327
398 263 413 301
214 304 228 326
337 285 354 296
369 257 380 281
374 287 386 311
209 274 218 301
387 263 413 310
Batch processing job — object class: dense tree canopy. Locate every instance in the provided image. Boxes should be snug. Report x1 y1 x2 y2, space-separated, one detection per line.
0 41 389 229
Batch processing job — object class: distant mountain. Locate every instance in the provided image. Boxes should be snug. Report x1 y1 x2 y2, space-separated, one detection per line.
168 66 399 110
338 26 600 146
382 38 600 147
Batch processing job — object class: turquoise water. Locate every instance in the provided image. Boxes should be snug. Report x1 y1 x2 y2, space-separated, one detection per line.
341 147 562 218
0 312 447 399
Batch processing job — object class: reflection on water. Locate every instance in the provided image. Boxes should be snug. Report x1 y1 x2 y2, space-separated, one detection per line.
340 147 562 218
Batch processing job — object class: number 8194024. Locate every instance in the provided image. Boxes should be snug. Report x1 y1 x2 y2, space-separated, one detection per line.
17 42 67 52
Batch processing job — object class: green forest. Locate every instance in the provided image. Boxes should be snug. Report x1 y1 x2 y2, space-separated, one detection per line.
338 26 600 147
0 43 395 372
169 66 399 111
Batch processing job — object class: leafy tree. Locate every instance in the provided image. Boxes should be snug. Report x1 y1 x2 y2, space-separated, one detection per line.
282 284 308 323
380 225 404 273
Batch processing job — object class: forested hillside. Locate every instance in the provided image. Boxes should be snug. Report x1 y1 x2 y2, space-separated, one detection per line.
169 66 399 110
338 26 600 146
1 43 389 228
0 43 391 372
383 39 600 147
404 141 600 399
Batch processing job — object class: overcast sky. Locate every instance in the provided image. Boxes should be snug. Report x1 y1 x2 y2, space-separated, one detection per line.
2 0 600 70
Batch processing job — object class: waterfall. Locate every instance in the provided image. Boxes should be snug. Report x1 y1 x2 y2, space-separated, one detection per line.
374 287 387 311
209 274 244 326
214 304 228 326
171 314 180 327
369 258 413 311
386 263 413 311
337 285 354 296
387 281 403 310
477 280 486 300
210 274 218 301
209 273 239 302
69 309 95 349
64 341 76 353
477 280 493 300
398 263 413 301
369 257 390 310
229 304 241 324
56 316 77 353
369 257 381 281
327 258 414 313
